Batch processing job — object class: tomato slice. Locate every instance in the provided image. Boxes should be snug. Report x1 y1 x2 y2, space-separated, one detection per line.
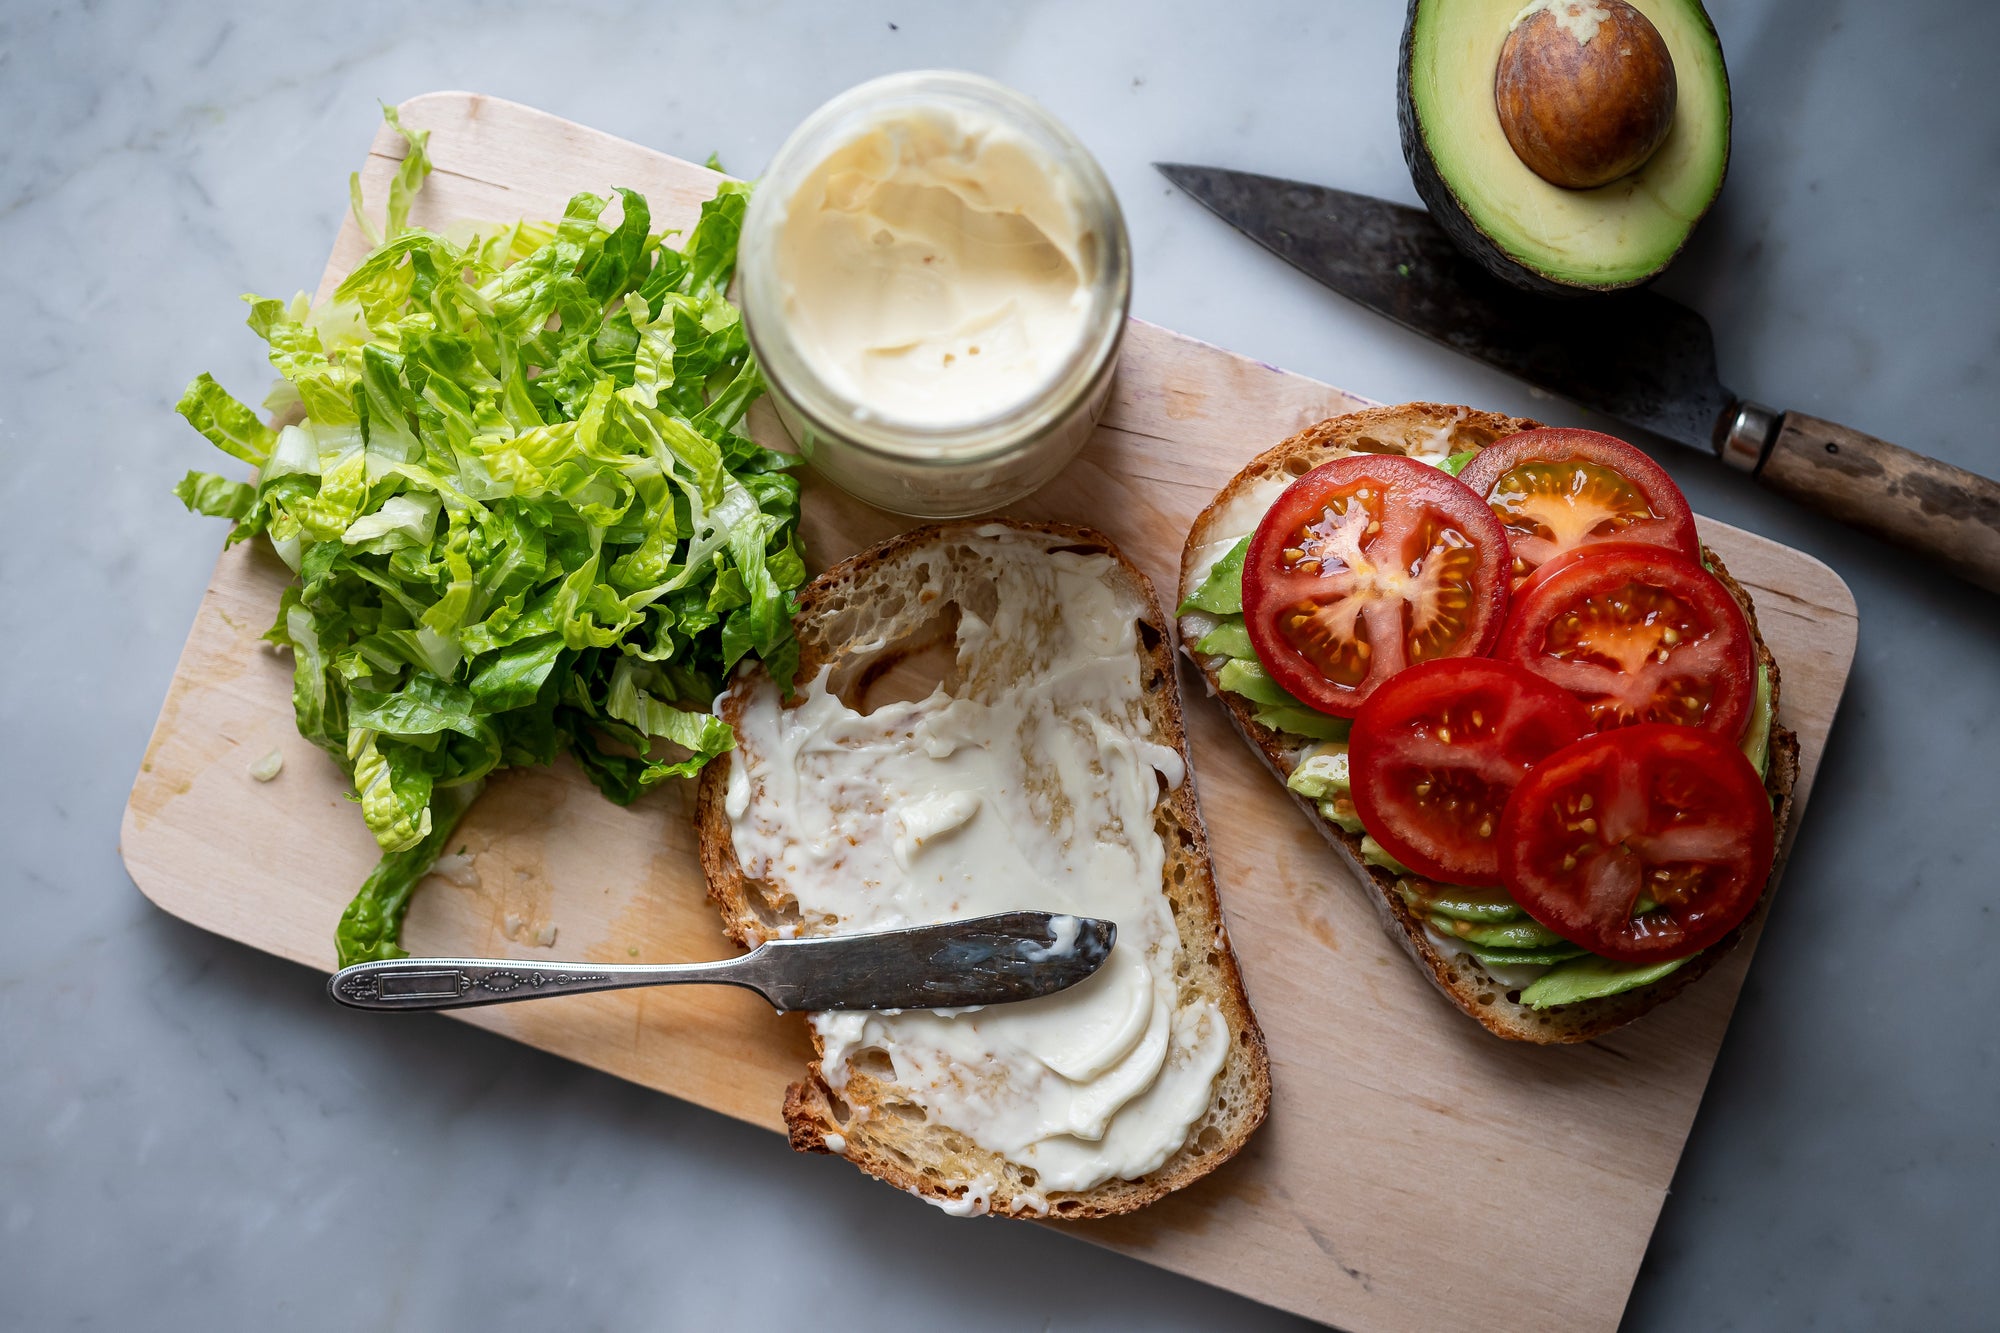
1499 724 1775 963
1457 428 1699 589
1499 545 1755 739
1242 455 1509 717
1349 658 1593 885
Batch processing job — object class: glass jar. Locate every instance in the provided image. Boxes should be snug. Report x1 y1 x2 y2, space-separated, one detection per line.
738 71 1132 518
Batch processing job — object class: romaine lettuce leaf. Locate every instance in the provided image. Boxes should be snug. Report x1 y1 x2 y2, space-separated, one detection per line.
178 106 804 965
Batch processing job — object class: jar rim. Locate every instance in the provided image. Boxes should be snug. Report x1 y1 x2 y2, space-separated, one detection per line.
737 70 1132 468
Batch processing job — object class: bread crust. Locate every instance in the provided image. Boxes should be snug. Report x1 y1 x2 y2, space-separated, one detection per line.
695 519 1271 1217
1177 404 1800 1044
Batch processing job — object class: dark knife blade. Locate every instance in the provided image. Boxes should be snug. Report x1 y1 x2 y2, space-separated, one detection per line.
1155 163 1731 455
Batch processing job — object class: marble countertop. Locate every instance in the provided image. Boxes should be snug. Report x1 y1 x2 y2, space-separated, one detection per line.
7 1 1996 1328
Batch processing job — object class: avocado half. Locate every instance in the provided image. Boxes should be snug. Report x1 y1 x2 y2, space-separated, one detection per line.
1398 0 1731 296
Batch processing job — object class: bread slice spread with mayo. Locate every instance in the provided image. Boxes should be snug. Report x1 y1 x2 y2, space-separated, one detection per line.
696 521 1269 1218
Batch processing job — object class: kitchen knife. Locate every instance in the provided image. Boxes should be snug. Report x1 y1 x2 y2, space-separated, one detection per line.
1157 163 2000 593
328 910 1115 1013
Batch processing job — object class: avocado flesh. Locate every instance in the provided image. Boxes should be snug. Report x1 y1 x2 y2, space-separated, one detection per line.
1431 914 1567 950
1520 953 1689 1008
1401 0 1731 292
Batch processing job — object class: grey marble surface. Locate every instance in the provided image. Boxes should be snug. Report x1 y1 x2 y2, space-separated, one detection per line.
5 1 1997 1329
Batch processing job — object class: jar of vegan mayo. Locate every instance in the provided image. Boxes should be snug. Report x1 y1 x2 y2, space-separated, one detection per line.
738 72 1131 517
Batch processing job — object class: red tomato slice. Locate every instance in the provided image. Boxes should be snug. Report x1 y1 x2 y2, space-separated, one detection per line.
1499 724 1775 963
1510 537 1680 602
1243 455 1510 717
1499 545 1755 739
1349 658 1593 885
1457 428 1699 589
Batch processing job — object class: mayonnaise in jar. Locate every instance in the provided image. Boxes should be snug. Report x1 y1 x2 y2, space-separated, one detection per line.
739 72 1131 517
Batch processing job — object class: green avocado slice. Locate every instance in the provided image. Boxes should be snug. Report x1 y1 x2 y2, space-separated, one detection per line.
1518 953 1691 1009
1430 915 1567 950
1179 537 1250 615
1193 617 1254 660
1254 702 1350 742
1318 798 1367 836
1406 884 1525 923
1741 660 1773 777
1361 835 1411 875
1399 0 1731 293
1219 657 1295 707
1467 942 1589 968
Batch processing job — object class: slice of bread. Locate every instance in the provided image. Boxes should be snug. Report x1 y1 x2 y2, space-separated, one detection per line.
696 519 1271 1217
1178 403 1801 1044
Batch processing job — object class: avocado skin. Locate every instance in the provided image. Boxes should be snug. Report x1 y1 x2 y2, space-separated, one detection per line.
1396 0 1732 297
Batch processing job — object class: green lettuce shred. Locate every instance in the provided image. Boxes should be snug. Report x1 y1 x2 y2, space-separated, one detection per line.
178 107 805 965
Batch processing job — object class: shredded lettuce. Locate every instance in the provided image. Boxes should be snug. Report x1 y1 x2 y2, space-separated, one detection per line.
177 107 805 966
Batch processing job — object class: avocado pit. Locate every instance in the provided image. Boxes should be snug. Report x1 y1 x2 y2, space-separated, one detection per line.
1495 0 1678 190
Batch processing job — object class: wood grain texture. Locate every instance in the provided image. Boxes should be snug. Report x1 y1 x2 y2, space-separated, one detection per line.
1761 410 2000 592
121 93 1860 1333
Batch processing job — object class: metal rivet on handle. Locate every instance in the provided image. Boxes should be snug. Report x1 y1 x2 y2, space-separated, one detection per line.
1718 402 1779 473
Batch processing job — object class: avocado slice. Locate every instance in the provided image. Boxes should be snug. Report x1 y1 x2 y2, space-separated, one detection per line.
1193 617 1254 660
1518 952 1690 1009
1360 835 1411 875
1401 882 1525 923
1467 942 1589 968
1219 657 1296 707
1178 536 1250 615
1398 0 1732 294
1318 798 1367 836
1430 915 1568 950
1286 743 1351 799
1741 659 1773 777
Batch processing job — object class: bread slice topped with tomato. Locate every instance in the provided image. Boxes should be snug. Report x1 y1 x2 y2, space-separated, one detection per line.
1178 403 1800 1043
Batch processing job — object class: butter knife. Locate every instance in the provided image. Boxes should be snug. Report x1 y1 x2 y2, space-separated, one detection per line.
327 910 1115 1013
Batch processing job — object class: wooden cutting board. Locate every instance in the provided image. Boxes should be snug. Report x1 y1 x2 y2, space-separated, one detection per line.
122 93 1860 1333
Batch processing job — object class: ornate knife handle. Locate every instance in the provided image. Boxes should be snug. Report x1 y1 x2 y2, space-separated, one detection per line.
328 956 748 1012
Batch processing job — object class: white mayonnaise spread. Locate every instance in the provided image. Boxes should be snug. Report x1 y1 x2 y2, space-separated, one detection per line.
771 103 1095 432
724 530 1227 1199
1181 474 1294 593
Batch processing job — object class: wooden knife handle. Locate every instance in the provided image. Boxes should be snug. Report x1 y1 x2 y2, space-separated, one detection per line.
1757 412 2000 593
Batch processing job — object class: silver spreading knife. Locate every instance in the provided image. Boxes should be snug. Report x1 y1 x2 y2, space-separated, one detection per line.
327 910 1115 1014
